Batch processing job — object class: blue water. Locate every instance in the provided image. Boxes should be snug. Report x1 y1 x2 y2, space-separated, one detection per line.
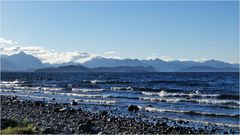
1 72 239 129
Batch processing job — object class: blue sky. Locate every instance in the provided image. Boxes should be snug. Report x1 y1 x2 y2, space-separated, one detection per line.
1 1 239 63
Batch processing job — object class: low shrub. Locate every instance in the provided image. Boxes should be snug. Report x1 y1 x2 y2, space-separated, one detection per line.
1 124 35 134
1 119 36 134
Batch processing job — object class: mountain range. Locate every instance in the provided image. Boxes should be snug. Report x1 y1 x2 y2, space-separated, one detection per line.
1 51 239 72
82 57 239 72
178 66 239 72
35 65 156 73
1 51 45 71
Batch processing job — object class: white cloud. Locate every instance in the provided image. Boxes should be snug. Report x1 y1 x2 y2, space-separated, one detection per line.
103 51 116 55
147 53 158 60
102 51 121 59
0 37 18 45
147 53 206 62
0 37 97 64
147 53 175 61
0 37 221 64
193 57 208 62
158 56 175 61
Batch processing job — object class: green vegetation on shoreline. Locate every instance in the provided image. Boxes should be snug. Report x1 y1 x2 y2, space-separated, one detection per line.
1 119 35 134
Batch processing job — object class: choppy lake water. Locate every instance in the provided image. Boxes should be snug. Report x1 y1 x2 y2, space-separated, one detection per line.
1 72 239 129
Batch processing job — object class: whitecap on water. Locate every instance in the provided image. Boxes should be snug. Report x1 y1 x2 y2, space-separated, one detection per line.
111 86 133 91
75 99 117 104
142 90 220 98
143 106 239 119
72 88 104 92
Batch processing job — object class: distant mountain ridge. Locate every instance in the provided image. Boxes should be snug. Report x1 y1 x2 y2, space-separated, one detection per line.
36 65 156 73
82 57 239 72
1 51 239 72
178 66 239 72
36 65 90 73
1 51 45 71
92 66 156 72
83 58 146 68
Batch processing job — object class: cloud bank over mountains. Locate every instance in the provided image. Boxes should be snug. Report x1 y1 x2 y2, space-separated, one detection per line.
0 37 97 64
0 37 237 64
1 37 239 72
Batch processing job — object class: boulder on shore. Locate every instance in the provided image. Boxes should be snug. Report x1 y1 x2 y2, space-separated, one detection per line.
128 105 139 112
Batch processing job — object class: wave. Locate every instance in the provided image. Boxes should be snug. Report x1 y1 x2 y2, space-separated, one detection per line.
72 88 104 92
0 93 52 101
103 80 133 84
1 87 138 100
142 90 220 98
111 86 133 91
84 80 133 84
44 91 103 98
40 87 63 91
148 80 208 86
46 91 139 100
1 92 116 105
142 91 167 97
108 86 172 93
168 117 240 128
75 99 117 104
106 94 139 99
144 107 240 119
142 90 239 101
190 99 240 106
1 80 21 84
139 97 240 107
44 91 135 99
0 83 22 87
185 111 240 119
1 86 63 92
1 93 117 105
0 89 45 94
89 80 107 84
139 97 186 103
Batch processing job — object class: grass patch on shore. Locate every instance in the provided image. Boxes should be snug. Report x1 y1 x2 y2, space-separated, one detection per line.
1 119 36 134
1 124 35 134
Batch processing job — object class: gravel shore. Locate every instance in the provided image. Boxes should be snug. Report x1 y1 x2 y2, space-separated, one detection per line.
0 95 238 134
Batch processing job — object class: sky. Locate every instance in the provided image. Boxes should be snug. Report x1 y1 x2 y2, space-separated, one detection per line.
0 1 239 64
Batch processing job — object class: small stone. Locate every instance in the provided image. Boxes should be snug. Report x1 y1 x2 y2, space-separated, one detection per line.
69 108 76 113
42 127 54 134
34 101 45 107
71 100 78 105
54 108 60 112
59 108 67 112
107 118 112 122
100 111 108 116
177 120 184 124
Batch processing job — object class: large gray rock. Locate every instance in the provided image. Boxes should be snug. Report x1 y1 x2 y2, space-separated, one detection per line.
128 105 139 112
